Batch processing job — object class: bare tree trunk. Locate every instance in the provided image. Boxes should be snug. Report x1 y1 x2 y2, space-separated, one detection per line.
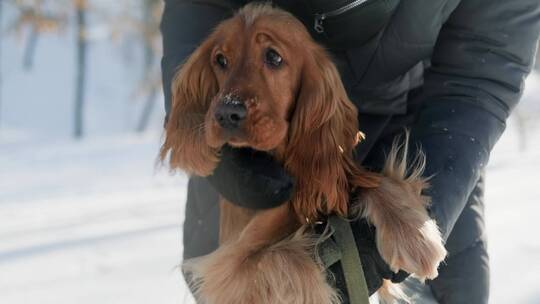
74 0 87 139
0 0 3 131
536 42 540 71
136 0 157 133
135 46 157 132
515 110 528 152
136 87 157 132
23 25 39 70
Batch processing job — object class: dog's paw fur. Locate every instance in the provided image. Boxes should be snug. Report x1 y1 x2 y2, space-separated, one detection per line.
364 177 446 279
184 228 340 304
356 133 447 280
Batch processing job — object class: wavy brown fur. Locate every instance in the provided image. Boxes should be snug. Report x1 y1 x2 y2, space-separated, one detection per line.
185 226 340 304
283 40 380 222
159 22 220 176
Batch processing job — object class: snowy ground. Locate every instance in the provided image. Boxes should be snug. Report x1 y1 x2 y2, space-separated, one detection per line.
486 125 540 304
0 132 196 304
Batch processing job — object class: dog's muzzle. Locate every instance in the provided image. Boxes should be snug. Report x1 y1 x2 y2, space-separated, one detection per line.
214 95 247 131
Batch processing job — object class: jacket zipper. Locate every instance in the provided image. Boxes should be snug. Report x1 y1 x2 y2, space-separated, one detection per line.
314 0 369 33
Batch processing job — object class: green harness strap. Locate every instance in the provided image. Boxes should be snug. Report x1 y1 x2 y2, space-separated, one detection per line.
328 216 371 304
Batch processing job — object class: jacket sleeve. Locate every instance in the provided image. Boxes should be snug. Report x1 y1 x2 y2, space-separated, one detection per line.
160 0 240 122
412 0 540 240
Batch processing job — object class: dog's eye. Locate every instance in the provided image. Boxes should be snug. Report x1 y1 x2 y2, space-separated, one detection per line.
216 53 228 69
264 48 283 68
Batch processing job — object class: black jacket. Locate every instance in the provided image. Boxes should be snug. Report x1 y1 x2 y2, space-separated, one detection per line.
161 0 539 236
161 1 540 302
163 0 539 120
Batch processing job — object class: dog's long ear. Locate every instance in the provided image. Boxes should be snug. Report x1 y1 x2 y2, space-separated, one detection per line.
160 38 219 176
285 45 378 221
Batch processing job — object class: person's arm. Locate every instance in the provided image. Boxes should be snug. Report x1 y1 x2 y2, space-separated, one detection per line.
411 0 540 240
341 1 540 296
160 0 294 209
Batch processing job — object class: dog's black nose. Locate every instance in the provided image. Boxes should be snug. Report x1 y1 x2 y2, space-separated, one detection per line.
214 98 247 130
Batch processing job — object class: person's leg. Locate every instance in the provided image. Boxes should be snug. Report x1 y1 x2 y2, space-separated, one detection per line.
182 176 220 259
181 176 220 298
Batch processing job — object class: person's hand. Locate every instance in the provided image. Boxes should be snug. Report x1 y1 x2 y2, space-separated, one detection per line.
206 145 295 209
323 218 409 299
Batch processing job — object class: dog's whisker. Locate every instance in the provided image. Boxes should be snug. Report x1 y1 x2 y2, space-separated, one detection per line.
194 122 207 133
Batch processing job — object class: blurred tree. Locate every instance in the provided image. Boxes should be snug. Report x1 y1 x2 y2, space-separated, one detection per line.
514 40 539 152
74 0 87 138
136 0 161 132
4 0 164 137
0 0 3 130
535 42 540 70
8 0 68 70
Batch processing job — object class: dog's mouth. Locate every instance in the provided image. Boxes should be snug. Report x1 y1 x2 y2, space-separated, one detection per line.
219 131 250 148
205 115 249 148
226 136 249 147
205 114 288 151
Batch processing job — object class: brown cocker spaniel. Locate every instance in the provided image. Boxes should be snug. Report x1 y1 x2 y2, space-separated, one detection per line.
161 4 446 304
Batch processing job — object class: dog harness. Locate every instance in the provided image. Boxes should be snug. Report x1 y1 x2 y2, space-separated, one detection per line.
319 216 371 304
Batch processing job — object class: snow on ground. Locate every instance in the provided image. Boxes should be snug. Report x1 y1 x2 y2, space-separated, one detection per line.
0 132 196 304
485 124 540 304
0 3 194 302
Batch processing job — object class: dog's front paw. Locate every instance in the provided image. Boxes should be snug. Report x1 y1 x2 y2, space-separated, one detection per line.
377 216 446 280
183 241 250 304
359 178 447 280
184 231 340 304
